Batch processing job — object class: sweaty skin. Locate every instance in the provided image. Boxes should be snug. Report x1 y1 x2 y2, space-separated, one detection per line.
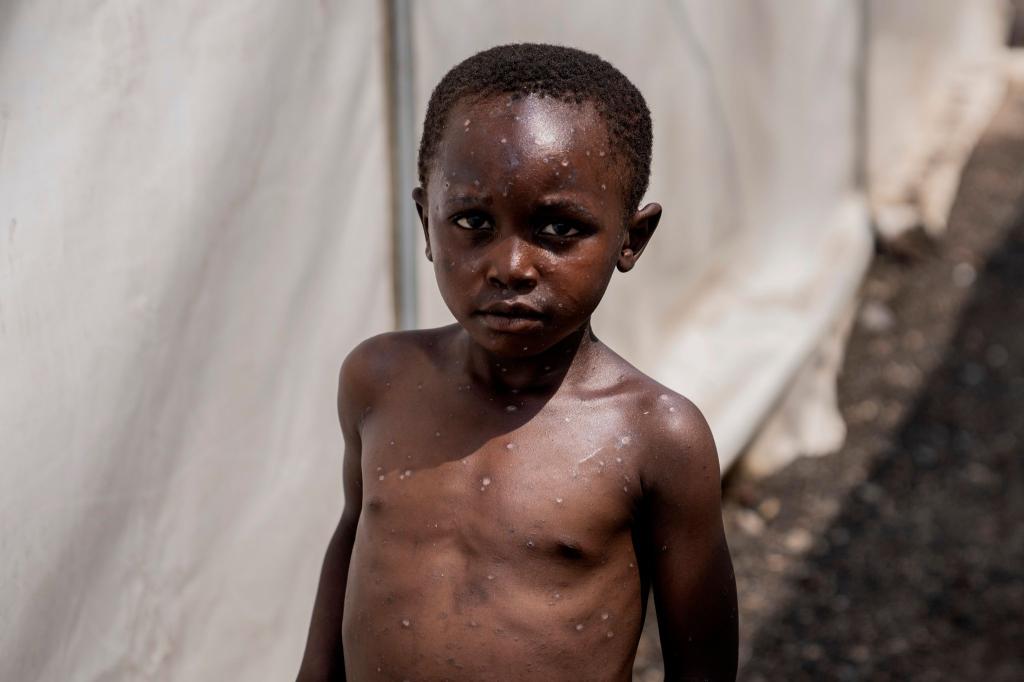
298 94 738 681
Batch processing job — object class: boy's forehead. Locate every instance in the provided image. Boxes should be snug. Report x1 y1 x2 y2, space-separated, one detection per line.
432 94 625 190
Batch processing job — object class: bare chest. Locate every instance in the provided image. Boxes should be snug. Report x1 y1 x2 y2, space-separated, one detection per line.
358 393 643 569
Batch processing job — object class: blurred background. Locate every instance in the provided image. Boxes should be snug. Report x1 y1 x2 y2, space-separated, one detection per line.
0 1 1020 680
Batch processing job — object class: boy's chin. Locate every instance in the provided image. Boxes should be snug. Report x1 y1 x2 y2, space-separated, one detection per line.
460 316 580 359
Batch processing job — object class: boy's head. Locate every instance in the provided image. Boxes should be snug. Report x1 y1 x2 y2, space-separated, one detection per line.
413 43 661 359
417 43 653 214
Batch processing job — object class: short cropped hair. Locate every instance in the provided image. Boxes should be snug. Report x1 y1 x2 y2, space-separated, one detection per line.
417 43 653 212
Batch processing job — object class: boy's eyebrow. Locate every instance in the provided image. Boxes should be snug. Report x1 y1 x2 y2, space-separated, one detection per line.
535 198 600 223
444 193 494 208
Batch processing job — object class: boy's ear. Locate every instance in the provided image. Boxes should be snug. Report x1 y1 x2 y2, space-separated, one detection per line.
617 202 662 272
411 186 432 262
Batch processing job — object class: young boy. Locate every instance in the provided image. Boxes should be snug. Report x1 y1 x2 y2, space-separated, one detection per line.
298 43 738 681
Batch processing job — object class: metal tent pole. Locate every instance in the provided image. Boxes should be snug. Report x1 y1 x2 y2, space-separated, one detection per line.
386 0 418 329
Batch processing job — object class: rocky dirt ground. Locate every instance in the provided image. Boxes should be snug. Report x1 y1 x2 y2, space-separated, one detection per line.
632 79 1024 681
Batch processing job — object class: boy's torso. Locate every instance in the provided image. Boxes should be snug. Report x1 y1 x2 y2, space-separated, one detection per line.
342 327 666 681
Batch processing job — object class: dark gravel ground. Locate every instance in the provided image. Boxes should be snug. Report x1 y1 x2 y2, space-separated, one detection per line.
634 82 1024 680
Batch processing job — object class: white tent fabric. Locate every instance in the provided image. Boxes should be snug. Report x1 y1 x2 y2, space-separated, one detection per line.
0 1 1010 680
1 2 392 680
868 0 1010 238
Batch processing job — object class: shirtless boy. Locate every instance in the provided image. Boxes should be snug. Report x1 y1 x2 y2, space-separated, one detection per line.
298 43 738 681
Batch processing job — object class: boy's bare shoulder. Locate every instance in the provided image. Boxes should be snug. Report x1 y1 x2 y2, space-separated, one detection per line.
601 356 721 495
337 326 456 421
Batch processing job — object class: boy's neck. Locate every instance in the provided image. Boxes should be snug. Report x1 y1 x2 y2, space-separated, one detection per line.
461 322 599 396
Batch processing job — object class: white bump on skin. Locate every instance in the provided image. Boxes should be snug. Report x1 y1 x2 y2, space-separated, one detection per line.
506 405 517 412
506 443 515 450
555 497 563 504
607 631 614 638
482 477 491 486
560 158 569 167
575 624 584 631
601 613 609 620
401 618 411 628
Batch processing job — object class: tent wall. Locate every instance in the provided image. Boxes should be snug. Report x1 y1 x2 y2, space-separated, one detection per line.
868 0 1010 238
0 1 1010 679
0 2 392 680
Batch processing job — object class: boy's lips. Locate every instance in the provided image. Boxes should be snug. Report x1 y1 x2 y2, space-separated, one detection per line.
474 301 547 333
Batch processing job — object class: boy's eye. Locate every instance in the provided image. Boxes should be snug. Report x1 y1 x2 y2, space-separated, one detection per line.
454 214 492 230
538 222 581 238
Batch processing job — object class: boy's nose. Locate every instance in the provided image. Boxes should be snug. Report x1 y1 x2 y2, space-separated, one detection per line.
485 236 539 293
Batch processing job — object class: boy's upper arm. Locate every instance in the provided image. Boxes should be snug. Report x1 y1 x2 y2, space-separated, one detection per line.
640 396 738 681
336 335 393 514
